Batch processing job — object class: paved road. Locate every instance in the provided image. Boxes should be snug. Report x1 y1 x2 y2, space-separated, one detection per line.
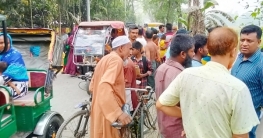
51 74 263 137
51 74 89 120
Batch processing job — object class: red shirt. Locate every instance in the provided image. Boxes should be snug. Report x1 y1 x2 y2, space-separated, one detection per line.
155 59 185 138
124 58 138 109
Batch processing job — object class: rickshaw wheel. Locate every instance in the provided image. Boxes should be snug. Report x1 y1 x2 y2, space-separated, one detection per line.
38 116 63 138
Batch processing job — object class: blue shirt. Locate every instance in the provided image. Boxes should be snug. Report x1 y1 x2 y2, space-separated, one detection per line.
231 49 263 109
165 47 171 59
192 59 203 67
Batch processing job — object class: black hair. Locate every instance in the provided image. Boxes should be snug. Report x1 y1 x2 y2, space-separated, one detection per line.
166 23 173 31
129 25 138 31
161 34 166 40
207 26 222 33
153 34 159 41
0 61 7 73
241 25 262 39
132 41 143 50
193 34 207 53
145 29 154 39
159 25 164 29
170 34 195 57
138 27 144 35
151 28 158 34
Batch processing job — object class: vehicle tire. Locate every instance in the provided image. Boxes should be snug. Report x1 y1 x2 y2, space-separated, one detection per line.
37 115 63 138
56 110 89 138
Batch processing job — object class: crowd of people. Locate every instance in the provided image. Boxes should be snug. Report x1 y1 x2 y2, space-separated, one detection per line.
64 22 263 138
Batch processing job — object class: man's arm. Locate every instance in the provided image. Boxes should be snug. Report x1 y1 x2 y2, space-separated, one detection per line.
155 45 160 62
144 46 151 60
156 100 181 117
89 75 94 93
232 134 248 138
156 73 183 118
230 86 260 137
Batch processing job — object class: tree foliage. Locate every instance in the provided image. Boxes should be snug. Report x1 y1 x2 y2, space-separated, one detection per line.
142 0 187 27
181 0 235 35
0 0 135 30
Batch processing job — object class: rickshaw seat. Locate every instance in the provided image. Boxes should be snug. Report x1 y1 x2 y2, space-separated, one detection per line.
0 89 10 107
13 91 42 106
13 70 47 107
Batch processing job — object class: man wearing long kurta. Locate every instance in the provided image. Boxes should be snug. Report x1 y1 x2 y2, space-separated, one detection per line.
89 36 132 138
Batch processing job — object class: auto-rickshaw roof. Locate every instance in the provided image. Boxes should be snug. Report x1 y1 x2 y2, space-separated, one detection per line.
79 21 125 29
0 28 53 34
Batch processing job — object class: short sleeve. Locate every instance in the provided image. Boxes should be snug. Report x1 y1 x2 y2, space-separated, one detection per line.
158 73 183 106
230 86 260 134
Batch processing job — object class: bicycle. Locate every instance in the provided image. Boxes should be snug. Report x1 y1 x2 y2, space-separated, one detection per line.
112 87 160 138
56 77 159 138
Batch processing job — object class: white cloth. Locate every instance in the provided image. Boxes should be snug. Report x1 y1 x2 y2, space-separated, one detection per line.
136 37 147 46
0 76 4 85
112 36 130 49
125 89 133 111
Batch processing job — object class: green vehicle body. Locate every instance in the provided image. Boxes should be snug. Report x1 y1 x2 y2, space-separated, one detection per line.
0 14 63 138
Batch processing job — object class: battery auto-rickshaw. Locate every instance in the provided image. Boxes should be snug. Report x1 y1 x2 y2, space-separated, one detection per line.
72 21 128 94
0 14 64 138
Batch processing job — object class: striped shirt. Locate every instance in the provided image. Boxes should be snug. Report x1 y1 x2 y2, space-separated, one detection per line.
231 49 263 109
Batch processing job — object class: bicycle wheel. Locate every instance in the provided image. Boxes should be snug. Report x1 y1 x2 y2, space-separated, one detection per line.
56 110 89 138
139 100 160 138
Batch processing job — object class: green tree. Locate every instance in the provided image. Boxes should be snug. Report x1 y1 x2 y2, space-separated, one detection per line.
180 0 235 35
0 0 135 31
142 0 187 27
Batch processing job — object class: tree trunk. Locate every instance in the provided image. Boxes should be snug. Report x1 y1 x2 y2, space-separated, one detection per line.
59 6 62 36
190 0 205 35
78 0 81 21
29 0 33 28
166 0 172 23
175 1 182 28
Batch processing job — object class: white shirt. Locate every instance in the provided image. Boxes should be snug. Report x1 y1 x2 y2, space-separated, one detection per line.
136 37 147 47
159 61 260 138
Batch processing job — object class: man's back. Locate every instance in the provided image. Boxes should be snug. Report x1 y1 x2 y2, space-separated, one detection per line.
145 41 158 61
155 59 184 138
173 62 259 138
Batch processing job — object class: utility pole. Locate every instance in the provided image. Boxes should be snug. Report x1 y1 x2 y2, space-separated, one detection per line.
87 0 91 21
124 0 127 22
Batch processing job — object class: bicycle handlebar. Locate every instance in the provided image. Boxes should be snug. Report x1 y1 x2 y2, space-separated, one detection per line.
111 121 134 128
125 86 153 93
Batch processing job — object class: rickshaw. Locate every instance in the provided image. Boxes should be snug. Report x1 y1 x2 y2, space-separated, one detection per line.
144 22 163 30
0 14 64 138
72 21 127 94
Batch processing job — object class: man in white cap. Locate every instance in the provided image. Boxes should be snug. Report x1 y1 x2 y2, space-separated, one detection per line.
89 36 132 138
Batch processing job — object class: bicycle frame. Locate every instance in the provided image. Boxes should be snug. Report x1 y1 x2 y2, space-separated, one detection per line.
111 86 155 127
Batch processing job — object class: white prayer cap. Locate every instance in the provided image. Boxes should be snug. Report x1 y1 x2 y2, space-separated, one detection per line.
112 36 130 49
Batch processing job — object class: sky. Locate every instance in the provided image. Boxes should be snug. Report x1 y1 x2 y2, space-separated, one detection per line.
216 0 259 15
215 0 261 27
136 0 261 26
